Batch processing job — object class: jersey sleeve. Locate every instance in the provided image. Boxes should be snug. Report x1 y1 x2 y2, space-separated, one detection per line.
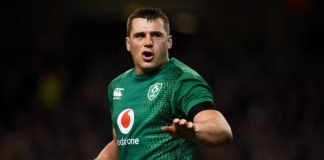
171 75 214 118
107 82 116 127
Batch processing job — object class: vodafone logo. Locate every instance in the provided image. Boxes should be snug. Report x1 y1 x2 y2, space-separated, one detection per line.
116 109 140 146
117 109 134 134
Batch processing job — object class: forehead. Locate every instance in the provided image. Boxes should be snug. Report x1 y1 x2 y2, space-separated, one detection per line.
130 18 167 34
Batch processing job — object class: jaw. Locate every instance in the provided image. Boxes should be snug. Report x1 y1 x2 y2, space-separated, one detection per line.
134 56 169 74
135 61 156 74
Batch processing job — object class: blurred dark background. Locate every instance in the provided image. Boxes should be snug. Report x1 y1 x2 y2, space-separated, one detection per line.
2 0 323 159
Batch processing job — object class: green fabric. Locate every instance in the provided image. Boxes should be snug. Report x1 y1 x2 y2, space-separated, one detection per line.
108 58 214 160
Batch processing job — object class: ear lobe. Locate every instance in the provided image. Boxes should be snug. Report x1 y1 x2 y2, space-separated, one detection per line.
126 37 130 51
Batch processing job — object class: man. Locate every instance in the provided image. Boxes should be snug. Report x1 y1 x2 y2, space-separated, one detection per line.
95 7 233 160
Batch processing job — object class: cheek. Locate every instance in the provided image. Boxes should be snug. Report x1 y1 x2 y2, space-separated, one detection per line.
159 41 170 52
130 42 141 53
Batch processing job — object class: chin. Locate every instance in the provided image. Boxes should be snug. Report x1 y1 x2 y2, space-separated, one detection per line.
142 65 156 72
141 64 159 73
142 61 156 67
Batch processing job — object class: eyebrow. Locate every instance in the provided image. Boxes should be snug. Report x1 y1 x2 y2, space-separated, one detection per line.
150 31 163 35
132 31 163 36
133 32 145 37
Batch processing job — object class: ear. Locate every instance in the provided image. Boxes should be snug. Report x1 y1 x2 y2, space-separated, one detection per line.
168 35 173 49
126 36 131 52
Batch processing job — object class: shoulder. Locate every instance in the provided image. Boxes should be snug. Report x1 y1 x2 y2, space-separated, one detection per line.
108 68 134 87
170 58 204 81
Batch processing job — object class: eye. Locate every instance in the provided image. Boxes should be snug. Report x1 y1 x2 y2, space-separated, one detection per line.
151 32 162 38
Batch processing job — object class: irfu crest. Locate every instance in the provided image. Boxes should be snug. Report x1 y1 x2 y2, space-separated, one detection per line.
147 83 163 101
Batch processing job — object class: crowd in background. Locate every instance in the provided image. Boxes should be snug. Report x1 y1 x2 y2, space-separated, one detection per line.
2 0 323 159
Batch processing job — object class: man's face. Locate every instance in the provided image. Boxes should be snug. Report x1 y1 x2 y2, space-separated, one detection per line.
126 18 172 74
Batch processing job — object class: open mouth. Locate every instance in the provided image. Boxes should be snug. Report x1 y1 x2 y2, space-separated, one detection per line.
142 51 154 61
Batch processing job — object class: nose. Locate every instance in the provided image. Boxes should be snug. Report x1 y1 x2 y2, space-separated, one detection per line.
144 35 153 48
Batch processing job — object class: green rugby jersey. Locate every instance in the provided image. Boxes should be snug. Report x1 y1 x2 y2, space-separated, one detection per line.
108 58 214 160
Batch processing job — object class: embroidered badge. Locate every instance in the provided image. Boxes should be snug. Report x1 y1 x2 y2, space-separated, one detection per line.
147 82 163 101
